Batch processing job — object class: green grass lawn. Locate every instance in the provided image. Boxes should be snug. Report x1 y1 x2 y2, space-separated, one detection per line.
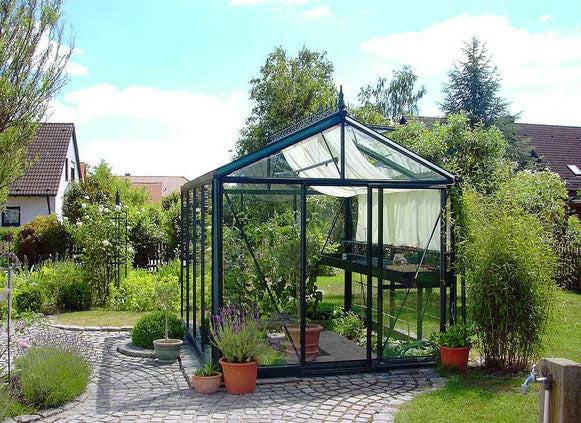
53 310 149 327
395 289 581 423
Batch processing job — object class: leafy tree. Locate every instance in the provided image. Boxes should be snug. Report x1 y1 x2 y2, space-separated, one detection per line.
234 46 337 157
62 161 150 222
0 0 72 205
441 36 509 127
389 113 510 193
357 65 426 123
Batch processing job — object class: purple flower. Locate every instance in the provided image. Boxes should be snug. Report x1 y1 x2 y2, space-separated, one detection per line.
18 338 31 351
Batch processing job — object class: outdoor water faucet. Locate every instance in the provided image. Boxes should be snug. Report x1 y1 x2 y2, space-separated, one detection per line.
521 364 550 394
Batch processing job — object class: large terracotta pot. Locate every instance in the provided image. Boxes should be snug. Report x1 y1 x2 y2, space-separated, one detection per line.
192 372 222 394
286 323 324 362
219 358 258 394
438 345 471 372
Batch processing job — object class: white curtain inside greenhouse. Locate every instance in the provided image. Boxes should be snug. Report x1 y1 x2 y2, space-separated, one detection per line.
282 124 441 250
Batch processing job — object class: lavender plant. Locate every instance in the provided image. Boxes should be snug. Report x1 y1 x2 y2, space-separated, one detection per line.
210 304 265 363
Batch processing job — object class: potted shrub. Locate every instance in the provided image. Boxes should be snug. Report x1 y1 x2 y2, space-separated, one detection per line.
432 324 474 372
152 276 183 363
192 360 222 394
210 304 264 394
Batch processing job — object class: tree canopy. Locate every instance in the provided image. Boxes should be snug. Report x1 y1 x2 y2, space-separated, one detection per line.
0 0 72 205
440 37 509 126
356 65 426 123
234 46 337 158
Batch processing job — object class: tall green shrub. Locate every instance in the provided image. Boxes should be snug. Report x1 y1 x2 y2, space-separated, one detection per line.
462 187 557 371
14 215 70 265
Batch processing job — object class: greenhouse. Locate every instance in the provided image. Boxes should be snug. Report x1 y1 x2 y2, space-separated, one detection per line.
179 90 463 377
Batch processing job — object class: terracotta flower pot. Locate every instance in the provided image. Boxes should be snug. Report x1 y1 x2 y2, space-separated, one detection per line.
192 372 222 394
153 339 183 363
438 345 471 372
286 323 324 362
219 358 258 394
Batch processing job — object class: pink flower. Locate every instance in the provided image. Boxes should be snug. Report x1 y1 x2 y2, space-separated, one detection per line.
18 338 31 351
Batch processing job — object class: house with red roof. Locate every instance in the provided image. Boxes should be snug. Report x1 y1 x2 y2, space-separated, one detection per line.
1 123 82 227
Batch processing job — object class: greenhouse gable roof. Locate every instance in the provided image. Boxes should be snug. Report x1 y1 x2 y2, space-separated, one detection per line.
183 100 454 192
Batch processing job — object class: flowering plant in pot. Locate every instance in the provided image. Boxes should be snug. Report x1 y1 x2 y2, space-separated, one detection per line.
210 304 264 394
431 324 475 372
152 276 183 363
192 360 222 394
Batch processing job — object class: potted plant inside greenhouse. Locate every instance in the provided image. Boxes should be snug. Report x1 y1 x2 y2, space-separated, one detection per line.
432 323 474 372
153 276 183 363
211 304 263 394
192 360 222 394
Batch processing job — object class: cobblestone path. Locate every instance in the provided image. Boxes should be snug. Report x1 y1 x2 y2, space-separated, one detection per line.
4 329 446 422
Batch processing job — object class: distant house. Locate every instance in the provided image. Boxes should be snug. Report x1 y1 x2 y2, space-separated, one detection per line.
516 123 581 211
1 123 81 227
122 174 188 203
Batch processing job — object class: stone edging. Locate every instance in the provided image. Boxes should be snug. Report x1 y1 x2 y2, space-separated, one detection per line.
116 341 156 359
48 323 133 332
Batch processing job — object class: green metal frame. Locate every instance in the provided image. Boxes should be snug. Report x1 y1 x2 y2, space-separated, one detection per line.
180 88 459 377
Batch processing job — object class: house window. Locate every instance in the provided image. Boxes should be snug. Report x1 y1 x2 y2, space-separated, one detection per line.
65 158 69 181
1 207 20 227
71 166 75 181
567 165 581 176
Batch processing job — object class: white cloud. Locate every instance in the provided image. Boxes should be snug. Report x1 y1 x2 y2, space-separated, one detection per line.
361 14 581 125
66 61 89 76
538 14 552 23
303 5 331 20
49 84 250 178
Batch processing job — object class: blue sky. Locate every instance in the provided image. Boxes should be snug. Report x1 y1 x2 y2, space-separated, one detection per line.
52 0 581 178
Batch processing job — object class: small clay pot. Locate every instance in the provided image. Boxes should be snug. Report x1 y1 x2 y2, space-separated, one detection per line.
438 345 471 372
192 372 222 394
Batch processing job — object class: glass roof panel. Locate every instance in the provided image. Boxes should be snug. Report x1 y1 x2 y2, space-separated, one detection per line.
345 124 441 180
230 124 342 179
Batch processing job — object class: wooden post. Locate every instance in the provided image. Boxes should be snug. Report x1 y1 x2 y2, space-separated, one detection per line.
539 358 581 423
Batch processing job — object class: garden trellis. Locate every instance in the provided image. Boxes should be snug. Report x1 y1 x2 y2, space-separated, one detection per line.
180 88 464 377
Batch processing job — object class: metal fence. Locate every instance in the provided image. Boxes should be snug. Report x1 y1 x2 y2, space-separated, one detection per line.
557 242 581 291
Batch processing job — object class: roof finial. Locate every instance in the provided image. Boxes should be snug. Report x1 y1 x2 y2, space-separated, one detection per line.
338 85 345 111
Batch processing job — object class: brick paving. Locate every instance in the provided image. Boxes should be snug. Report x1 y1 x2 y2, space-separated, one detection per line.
2 327 446 422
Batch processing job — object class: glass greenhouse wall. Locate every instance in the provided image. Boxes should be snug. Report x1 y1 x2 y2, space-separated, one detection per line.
180 96 463 377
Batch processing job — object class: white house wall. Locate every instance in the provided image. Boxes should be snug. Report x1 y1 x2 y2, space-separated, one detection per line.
4 196 53 226
54 135 80 217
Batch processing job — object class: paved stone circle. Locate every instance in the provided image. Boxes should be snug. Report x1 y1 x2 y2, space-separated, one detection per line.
2 326 447 422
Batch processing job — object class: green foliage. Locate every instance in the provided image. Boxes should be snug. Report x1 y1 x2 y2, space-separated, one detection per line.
210 304 264 363
255 343 286 366
14 214 70 265
14 288 43 313
155 275 180 340
130 203 165 267
389 113 510 193
383 339 437 358
462 187 557 371
194 360 220 377
234 46 337 157
0 385 32 419
432 324 475 348
58 282 91 311
0 0 72 206
15 346 90 408
330 308 362 340
224 203 338 316
358 65 426 122
131 311 184 349
441 37 509 126
6 260 86 314
107 269 156 311
161 191 180 260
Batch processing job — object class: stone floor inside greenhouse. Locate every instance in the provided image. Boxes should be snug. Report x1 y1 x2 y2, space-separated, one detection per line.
3 327 447 423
